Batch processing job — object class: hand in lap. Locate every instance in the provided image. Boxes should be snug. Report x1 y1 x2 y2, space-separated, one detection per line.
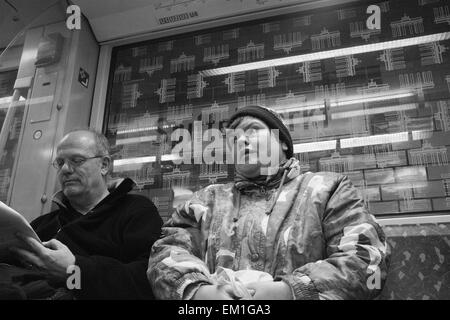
11 233 76 282
245 281 293 300
192 284 237 300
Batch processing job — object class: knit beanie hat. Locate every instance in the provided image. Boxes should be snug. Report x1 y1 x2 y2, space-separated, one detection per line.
227 105 294 158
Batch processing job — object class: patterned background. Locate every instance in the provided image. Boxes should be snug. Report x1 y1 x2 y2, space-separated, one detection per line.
0 0 448 300
380 222 449 299
105 0 450 221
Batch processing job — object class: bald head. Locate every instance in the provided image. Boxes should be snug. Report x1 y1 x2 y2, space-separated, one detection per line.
58 130 110 158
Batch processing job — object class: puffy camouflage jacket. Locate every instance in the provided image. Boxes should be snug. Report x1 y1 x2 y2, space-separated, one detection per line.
147 168 389 300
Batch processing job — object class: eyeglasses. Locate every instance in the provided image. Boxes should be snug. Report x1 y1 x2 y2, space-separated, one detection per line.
52 155 104 170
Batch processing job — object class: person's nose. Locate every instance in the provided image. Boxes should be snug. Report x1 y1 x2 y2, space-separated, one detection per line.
236 134 249 146
60 160 74 174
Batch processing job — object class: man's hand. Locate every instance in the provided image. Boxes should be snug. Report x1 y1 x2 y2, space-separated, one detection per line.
11 234 76 281
245 281 293 300
192 284 236 300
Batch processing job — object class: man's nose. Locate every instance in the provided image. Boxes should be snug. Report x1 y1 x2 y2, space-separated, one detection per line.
60 161 74 173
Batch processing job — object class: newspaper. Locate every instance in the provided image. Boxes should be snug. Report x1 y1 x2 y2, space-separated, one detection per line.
0 201 41 261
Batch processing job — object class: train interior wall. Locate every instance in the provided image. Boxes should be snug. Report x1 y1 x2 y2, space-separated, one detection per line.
0 0 449 299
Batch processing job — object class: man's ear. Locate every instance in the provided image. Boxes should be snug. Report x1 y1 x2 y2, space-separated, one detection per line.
101 156 112 176
281 142 288 151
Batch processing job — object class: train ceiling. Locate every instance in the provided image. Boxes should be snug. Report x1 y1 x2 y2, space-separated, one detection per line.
1 0 343 50
72 0 325 44
0 0 67 49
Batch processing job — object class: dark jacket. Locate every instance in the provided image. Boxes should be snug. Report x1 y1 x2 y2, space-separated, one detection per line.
31 178 163 299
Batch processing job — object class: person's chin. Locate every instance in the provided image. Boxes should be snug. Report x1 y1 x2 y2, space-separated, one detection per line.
236 164 261 179
63 186 82 198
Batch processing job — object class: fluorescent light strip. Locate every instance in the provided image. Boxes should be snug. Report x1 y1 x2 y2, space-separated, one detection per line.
117 126 158 135
341 132 409 148
117 124 175 135
0 96 12 104
0 96 27 109
113 153 180 166
113 156 156 166
412 130 434 140
161 154 180 161
275 92 413 115
329 92 415 108
116 135 157 145
284 114 326 124
201 32 450 76
378 215 450 226
294 140 337 153
332 103 417 119
276 103 324 113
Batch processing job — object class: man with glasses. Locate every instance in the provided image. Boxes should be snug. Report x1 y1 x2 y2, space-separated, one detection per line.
9 129 163 299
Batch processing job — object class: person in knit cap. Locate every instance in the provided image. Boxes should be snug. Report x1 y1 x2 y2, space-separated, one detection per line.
148 105 389 300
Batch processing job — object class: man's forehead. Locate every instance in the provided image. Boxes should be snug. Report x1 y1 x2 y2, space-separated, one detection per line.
57 132 96 153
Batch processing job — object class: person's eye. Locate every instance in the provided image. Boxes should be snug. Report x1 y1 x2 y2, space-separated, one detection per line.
71 157 86 164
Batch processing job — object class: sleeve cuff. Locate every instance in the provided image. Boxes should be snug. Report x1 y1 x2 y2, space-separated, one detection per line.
72 255 96 299
174 272 213 300
276 274 319 300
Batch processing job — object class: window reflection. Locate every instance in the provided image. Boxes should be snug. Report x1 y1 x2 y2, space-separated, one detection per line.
104 0 450 219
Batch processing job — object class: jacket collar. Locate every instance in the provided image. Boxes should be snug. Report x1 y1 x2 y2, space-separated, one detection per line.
233 158 301 215
234 157 301 194
52 177 136 211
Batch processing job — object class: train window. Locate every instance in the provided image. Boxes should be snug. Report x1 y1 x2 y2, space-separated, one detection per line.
103 0 450 221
